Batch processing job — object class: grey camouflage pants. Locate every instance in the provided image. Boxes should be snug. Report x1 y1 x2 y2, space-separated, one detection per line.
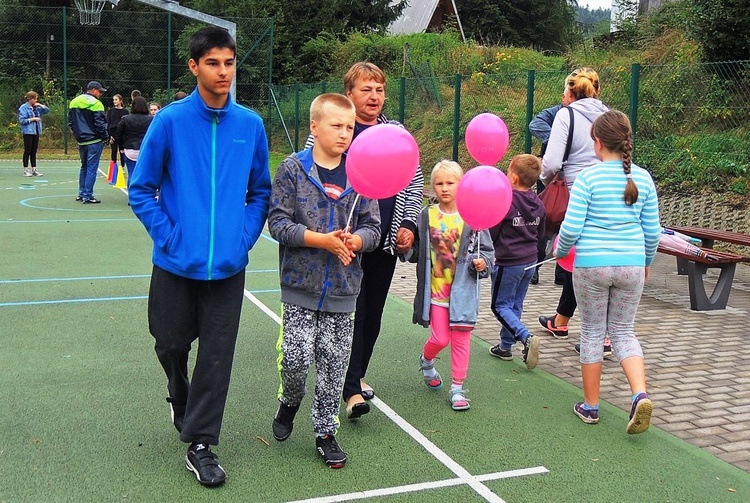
276 303 354 435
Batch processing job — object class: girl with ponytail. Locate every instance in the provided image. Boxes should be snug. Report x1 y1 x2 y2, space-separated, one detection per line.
556 109 662 434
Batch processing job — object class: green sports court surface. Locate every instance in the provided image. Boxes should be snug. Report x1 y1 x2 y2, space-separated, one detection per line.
2 160 749 502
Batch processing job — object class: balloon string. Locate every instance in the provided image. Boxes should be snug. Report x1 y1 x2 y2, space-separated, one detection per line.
523 256 556 271
345 193 361 233
476 231 481 303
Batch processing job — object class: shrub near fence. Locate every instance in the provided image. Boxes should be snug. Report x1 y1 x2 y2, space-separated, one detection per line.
268 61 749 195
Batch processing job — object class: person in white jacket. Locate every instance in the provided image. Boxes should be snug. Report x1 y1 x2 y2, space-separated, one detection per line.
537 68 609 347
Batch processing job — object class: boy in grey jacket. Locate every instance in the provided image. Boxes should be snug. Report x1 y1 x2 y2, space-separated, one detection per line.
267 93 380 468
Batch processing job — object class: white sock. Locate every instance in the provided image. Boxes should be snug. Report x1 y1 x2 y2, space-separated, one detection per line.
421 356 437 378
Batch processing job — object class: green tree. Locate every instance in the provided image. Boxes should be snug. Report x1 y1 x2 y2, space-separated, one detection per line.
454 0 577 50
689 0 749 62
183 0 406 84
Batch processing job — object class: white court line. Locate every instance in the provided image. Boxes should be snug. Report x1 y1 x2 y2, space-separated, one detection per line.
244 289 281 325
286 467 549 503
243 290 547 502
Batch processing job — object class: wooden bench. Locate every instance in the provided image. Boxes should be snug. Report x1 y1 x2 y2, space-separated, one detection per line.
668 226 750 250
659 227 750 311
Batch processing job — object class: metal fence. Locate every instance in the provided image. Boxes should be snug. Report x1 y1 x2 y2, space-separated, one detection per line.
0 4 272 152
269 61 749 192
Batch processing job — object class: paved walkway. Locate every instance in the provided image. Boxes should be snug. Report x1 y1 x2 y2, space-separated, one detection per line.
389 253 750 473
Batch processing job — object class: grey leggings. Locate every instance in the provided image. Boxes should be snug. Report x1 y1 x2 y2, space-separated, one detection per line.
573 266 645 364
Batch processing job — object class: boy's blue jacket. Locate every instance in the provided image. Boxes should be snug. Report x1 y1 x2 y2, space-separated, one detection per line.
129 88 271 281
268 148 381 313
412 206 494 329
18 102 50 135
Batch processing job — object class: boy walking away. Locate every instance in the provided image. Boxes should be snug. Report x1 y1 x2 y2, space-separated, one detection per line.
129 27 271 487
488 155 546 369
268 93 381 468
414 161 494 411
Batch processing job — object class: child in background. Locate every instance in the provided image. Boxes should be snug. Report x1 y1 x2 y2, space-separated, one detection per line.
413 160 494 411
488 154 546 369
267 93 381 468
556 110 660 434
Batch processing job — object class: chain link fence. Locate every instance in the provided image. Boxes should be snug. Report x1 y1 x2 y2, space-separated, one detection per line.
270 61 749 193
1 3 747 194
0 4 272 152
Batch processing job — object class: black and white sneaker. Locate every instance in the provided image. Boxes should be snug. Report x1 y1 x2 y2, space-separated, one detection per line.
489 344 513 361
185 443 226 487
316 434 347 468
272 401 300 441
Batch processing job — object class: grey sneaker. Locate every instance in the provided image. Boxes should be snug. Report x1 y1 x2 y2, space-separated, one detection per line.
522 335 540 370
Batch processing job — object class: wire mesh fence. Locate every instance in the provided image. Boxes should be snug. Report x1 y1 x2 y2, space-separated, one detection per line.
0 4 272 152
269 61 749 193
1 3 747 193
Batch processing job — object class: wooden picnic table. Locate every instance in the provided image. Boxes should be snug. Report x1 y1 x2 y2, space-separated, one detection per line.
669 226 750 253
660 226 750 311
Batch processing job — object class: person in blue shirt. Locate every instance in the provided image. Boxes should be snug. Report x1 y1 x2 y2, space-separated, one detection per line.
556 110 660 435
129 27 271 487
18 91 49 177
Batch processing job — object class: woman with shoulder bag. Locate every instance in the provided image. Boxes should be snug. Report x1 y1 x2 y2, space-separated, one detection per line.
537 68 609 351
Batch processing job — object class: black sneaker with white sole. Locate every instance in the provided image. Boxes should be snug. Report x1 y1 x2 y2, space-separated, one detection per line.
316 434 347 468
185 443 226 487
272 401 300 441
489 344 513 361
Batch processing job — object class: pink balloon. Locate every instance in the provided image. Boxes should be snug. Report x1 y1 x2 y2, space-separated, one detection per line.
346 124 420 199
455 165 512 230
465 113 510 165
553 234 576 272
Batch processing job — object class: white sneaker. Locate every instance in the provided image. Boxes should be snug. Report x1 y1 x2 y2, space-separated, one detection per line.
32 169 43 177
23 168 32 177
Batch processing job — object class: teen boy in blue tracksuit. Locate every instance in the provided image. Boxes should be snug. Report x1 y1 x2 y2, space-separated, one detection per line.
129 27 271 487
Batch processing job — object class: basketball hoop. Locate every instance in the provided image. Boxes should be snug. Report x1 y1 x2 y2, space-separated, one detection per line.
74 0 109 25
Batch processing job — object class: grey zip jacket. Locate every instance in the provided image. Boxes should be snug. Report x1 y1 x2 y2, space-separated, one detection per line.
268 148 381 313
412 206 495 329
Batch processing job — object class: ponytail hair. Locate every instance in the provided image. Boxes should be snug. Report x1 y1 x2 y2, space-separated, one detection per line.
591 110 638 206
566 67 601 100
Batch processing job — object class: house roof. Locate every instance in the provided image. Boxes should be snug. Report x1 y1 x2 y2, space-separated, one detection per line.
388 0 464 41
